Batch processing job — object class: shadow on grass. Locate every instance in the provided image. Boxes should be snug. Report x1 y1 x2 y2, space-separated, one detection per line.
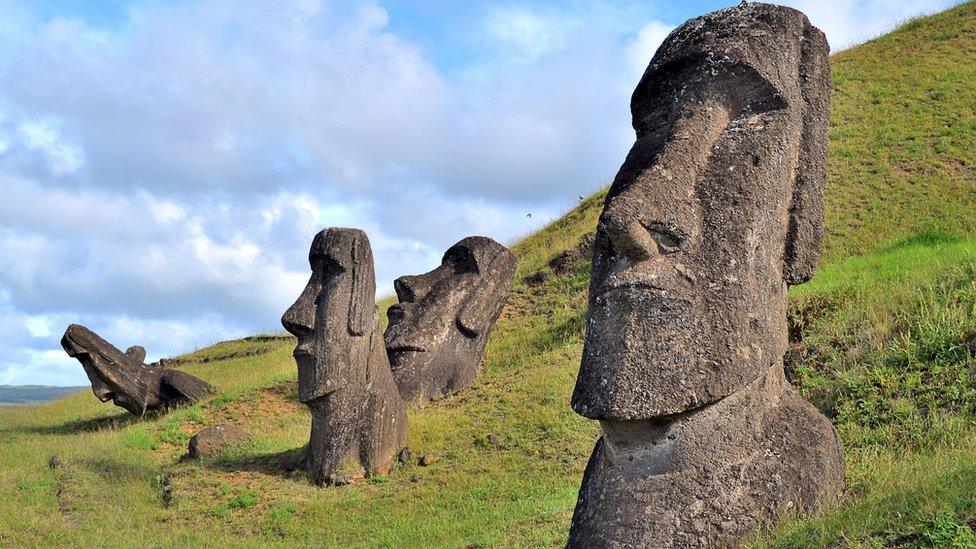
206 446 309 479
81 456 162 481
5 410 152 437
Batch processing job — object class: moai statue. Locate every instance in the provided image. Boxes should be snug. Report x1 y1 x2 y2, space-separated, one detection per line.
384 236 517 403
61 324 214 416
281 228 407 485
567 4 844 546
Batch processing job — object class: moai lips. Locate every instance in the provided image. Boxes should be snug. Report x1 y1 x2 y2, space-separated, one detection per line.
385 236 516 403
61 324 214 416
567 3 844 546
281 228 407 485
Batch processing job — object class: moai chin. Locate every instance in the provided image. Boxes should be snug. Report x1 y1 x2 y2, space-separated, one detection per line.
385 236 517 403
61 324 214 416
567 3 844 546
282 228 407 485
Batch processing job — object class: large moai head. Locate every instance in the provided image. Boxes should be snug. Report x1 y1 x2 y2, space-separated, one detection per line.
61 324 214 415
282 228 378 403
571 2 830 420
385 236 516 402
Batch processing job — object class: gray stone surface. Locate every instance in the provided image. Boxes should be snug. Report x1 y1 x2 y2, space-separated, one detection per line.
188 424 249 458
60 324 214 416
567 3 844 546
125 345 147 364
282 228 407 485
385 236 516 403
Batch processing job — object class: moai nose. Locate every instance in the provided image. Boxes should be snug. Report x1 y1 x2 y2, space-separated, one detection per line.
598 198 660 263
394 275 432 303
386 303 407 324
281 284 316 338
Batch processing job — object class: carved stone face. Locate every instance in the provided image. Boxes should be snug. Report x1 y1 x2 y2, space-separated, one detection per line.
385 236 516 402
571 4 828 420
60 324 159 415
282 228 376 404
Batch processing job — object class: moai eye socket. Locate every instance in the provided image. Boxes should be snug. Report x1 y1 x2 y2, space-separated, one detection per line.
641 222 685 255
322 256 345 277
445 246 479 274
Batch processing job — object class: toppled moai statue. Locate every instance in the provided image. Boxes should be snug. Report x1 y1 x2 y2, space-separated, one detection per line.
567 4 844 546
61 324 215 416
385 236 516 403
281 228 407 485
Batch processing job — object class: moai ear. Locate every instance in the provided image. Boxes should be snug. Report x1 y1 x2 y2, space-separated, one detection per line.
783 21 830 286
457 248 517 337
348 233 376 336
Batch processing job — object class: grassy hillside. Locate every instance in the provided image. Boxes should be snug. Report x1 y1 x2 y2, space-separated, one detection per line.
824 1 976 261
2 2 976 546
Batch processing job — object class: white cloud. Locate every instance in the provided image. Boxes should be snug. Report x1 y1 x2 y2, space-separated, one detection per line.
149 198 186 224
0 350 81 386
625 21 674 81
16 118 84 175
24 314 54 338
485 7 578 63
782 0 956 49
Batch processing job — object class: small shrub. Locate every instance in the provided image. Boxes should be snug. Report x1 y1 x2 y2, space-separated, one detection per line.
227 487 259 510
919 507 976 547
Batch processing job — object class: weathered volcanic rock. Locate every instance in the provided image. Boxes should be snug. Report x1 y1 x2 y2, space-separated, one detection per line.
188 424 249 458
385 236 516 403
281 228 407 485
61 324 214 416
569 368 844 546
567 3 844 546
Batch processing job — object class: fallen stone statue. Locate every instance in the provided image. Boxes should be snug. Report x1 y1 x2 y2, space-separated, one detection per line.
61 324 215 416
567 3 844 546
385 236 516 403
281 227 407 485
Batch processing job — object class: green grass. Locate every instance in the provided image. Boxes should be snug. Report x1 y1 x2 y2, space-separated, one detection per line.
3 2 976 546
759 443 976 547
823 1 976 262
755 234 976 545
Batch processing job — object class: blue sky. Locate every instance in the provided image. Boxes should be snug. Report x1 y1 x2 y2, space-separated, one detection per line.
0 0 959 386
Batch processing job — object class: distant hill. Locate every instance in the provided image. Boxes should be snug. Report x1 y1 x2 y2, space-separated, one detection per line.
0 385 86 406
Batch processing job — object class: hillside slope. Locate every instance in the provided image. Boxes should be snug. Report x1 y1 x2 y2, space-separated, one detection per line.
2 2 976 546
823 1 976 260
